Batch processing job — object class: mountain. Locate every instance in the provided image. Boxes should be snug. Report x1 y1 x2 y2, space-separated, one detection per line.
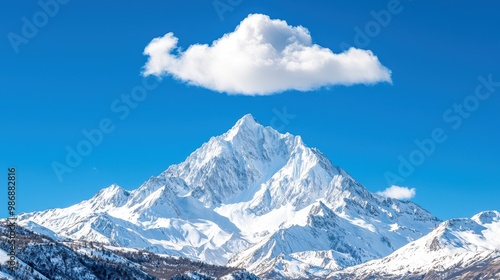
18 114 440 279
329 210 500 279
0 221 256 280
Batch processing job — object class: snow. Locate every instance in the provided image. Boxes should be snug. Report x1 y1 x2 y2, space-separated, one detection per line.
75 247 130 264
0 271 13 279
389 223 399 232
0 247 12 263
0 247 49 280
342 216 377 233
330 210 500 278
18 114 441 278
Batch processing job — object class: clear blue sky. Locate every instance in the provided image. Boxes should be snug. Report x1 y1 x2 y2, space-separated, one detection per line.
1 0 499 220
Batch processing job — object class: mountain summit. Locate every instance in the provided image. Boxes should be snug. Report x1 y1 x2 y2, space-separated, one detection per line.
19 114 440 278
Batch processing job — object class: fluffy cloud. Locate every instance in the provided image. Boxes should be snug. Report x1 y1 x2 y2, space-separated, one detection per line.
377 185 416 200
142 14 391 95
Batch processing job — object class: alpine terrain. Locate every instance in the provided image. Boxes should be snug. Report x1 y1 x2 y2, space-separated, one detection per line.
329 210 500 279
17 114 496 279
0 221 256 279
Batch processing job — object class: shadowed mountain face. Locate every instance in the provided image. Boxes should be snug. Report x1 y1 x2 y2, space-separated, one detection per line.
19 114 440 278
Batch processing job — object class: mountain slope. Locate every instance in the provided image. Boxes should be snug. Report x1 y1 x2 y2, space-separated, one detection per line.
0 221 256 280
18 114 439 278
329 210 500 279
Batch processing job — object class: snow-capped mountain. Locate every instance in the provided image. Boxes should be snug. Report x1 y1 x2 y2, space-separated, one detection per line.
329 210 500 279
0 221 255 280
18 114 440 278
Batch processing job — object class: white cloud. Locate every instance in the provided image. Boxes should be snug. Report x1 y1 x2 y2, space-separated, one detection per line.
377 185 416 200
142 14 392 95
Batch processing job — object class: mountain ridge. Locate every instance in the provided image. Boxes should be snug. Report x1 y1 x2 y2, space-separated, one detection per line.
329 210 500 279
19 114 441 278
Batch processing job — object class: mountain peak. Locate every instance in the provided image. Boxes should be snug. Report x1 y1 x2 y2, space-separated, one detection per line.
97 184 127 197
224 114 265 141
237 114 259 126
18 113 443 278
472 210 500 225
88 184 130 209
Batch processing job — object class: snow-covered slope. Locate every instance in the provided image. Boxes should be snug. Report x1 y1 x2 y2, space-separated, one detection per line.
18 114 440 278
0 222 255 280
330 210 500 279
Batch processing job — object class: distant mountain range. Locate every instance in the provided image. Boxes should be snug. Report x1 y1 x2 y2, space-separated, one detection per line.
329 210 500 279
13 114 500 279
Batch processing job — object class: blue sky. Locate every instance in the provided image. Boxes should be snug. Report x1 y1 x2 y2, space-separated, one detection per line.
1 0 499 220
